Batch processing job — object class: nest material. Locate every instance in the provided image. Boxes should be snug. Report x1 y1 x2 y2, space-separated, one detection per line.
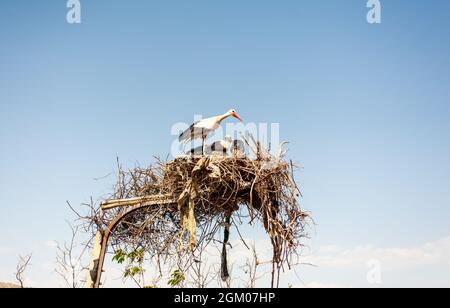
90 142 309 287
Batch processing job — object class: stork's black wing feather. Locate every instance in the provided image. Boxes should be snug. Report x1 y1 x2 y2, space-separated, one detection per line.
210 141 227 153
189 145 204 155
179 121 204 142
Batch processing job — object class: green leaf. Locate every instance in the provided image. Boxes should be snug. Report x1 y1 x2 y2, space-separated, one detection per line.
112 250 126 264
168 269 185 287
127 248 145 263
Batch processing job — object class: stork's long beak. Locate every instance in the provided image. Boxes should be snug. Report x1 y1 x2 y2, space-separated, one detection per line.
232 112 243 122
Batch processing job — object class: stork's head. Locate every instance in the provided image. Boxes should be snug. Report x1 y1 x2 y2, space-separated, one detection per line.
227 109 243 122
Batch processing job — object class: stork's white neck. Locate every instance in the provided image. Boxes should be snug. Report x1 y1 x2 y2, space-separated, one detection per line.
217 112 232 124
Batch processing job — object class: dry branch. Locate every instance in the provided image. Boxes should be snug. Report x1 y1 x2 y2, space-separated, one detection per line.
15 254 32 288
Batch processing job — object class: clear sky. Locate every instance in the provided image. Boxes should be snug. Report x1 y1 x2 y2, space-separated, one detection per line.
1 0 450 287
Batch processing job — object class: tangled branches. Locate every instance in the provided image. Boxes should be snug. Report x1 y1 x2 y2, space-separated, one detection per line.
82 141 310 288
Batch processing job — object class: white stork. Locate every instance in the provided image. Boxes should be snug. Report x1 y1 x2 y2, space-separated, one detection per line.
179 109 243 154
210 135 233 155
188 136 233 156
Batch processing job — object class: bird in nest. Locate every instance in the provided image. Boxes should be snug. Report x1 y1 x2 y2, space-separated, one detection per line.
179 109 243 155
188 136 233 156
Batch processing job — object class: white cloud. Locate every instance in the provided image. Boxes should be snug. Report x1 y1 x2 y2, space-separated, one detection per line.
303 236 450 270
318 245 345 254
43 240 58 248
7 235 448 288
192 236 450 287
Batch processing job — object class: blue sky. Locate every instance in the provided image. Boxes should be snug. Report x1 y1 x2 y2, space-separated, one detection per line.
1 0 450 287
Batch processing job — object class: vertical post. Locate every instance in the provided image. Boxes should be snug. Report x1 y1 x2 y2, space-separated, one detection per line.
85 231 105 288
85 222 116 288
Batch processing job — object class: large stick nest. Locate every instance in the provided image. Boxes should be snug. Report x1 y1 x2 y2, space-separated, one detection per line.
86 141 310 286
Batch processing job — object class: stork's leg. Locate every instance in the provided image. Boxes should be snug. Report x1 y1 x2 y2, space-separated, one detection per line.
202 137 205 155
200 129 206 156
